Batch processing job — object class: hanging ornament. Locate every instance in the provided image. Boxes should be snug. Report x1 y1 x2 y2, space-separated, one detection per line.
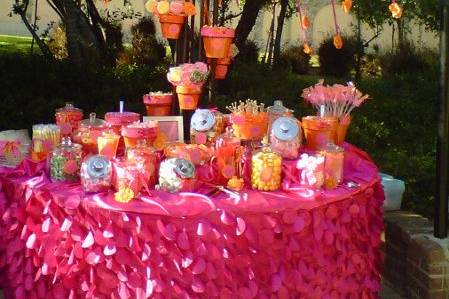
330 0 343 49
389 1 403 19
303 43 313 55
341 0 352 13
301 15 310 30
297 0 313 55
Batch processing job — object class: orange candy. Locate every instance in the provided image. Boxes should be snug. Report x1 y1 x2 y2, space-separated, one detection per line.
184 2 197 16
301 15 310 30
303 43 313 55
342 0 352 13
333 35 344 49
389 2 403 19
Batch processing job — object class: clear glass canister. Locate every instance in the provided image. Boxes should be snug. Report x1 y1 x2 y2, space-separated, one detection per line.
251 142 282 191
270 116 302 159
320 143 344 190
126 141 159 189
158 158 196 193
49 137 82 182
190 109 224 145
267 100 290 132
72 113 107 154
55 103 84 136
80 155 112 193
297 153 325 189
214 128 241 185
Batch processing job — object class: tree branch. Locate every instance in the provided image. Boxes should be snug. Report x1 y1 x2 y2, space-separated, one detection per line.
46 0 64 19
223 11 243 22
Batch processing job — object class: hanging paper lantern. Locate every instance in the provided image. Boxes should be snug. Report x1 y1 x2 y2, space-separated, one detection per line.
389 1 403 19
333 35 343 49
301 15 310 30
341 0 352 13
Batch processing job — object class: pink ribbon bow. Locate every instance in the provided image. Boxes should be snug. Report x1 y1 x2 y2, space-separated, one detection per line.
0 140 21 158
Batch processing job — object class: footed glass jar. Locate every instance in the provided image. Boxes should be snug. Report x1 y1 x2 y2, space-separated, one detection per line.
158 158 196 193
270 116 301 159
190 109 224 145
72 113 107 154
214 128 241 185
80 155 112 193
55 103 83 136
251 142 282 191
49 137 82 182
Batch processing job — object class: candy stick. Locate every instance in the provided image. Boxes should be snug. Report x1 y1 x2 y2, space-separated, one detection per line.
120 100 124 113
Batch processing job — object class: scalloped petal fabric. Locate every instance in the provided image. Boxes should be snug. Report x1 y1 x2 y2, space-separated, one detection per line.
0 144 384 298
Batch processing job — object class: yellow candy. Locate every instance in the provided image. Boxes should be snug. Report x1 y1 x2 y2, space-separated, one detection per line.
114 187 134 203
157 1 170 14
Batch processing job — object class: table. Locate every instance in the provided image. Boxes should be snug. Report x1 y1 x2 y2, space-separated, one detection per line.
0 144 384 299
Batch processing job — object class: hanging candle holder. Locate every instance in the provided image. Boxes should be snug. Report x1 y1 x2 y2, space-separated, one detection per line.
330 0 343 49
389 0 403 19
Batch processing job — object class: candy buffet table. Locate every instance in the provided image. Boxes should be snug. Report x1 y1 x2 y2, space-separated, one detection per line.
0 144 384 299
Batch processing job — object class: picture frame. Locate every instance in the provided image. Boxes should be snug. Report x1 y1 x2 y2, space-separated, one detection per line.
143 116 184 143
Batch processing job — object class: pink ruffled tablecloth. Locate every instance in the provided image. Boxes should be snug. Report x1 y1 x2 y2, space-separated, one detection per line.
0 144 384 299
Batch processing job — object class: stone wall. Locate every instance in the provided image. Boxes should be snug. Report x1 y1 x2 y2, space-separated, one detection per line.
384 211 449 299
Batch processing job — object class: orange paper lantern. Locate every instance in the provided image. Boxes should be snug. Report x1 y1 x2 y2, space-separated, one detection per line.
389 2 403 19
333 35 343 49
342 0 352 13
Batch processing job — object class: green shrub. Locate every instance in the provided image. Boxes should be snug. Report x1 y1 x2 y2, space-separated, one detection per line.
47 23 68 60
279 45 311 75
318 35 358 77
129 17 166 66
235 40 260 65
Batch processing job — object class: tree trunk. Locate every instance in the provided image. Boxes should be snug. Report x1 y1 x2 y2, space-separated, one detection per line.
234 0 269 50
273 0 287 67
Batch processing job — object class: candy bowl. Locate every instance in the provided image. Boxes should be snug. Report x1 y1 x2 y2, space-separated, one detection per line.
72 113 107 154
270 116 302 159
49 137 82 182
213 128 242 185
251 142 282 191
104 111 141 135
80 155 112 193
190 109 224 146
158 158 196 193
121 121 159 149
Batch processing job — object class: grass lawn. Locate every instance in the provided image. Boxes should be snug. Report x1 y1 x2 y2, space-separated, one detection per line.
0 35 41 55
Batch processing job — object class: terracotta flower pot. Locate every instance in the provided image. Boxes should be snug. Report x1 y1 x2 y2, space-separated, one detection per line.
176 86 202 110
336 116 351 145
201 26 235 59
143 93 173 116
159 14 185 40
207 57 232 79
301 116 338 150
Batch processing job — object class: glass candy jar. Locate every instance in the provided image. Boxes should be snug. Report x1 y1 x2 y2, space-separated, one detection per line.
105 111 141 135
121 121 159 149
55 103 83 136
320 143 344 190
251 142 282 191
49 137 82 182
126 142 159 189
113 159 145 196
270 116 301 159
214 128 241 185
190 109 224 145
72 113 107 154
296 153 325 189
158 158 196 193
80 155 112 193
267 100 290 132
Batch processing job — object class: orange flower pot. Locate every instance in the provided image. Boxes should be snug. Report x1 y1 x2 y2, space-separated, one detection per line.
159 14 185 40
301 116 338 150
176 86 202 110
207 57 232 79
201 26 235 59
143 93 173 116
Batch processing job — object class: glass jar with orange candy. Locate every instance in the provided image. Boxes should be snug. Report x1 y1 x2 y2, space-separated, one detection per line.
55 103 84 136
72 113 107 154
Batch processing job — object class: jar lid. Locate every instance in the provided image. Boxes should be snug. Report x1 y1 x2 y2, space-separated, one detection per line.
56 103 83 114
79 113 107 128
57 137 82 152
174 158 195 179
267 100 288 114
321 142 344 153
84 155 112 179
272 117 299 141
191 109 216 132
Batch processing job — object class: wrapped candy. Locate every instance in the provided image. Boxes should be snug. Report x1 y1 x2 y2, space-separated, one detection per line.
55 103 83 136
126 142 159 189
80 155 112 193
251 143 282 191
121 121 159 149
320 143 344 189
49 137 82 182
270 116 301 159
296 153 325 189
72 113 107 154
158 158 196 193
190 109 224 145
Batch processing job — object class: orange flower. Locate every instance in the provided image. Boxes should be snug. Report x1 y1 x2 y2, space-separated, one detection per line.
184 1 197 16
389 2 403 19
301 15 310 30
333 35 344 49
342 0 352 13
303 43 313 55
